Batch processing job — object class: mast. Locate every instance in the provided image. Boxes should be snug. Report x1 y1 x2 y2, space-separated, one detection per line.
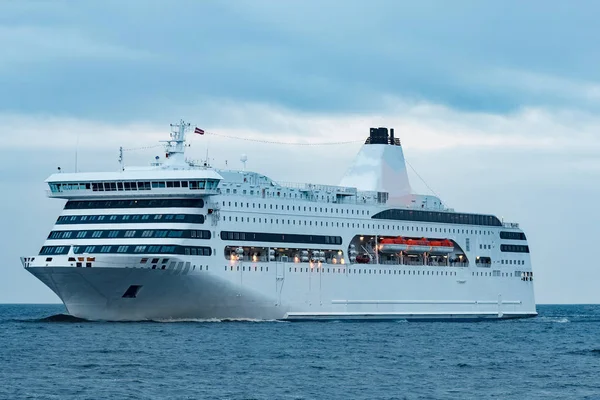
163 120 190 166
118 146 124 171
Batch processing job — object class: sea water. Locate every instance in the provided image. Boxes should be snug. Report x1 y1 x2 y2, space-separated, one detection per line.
1 304 599 399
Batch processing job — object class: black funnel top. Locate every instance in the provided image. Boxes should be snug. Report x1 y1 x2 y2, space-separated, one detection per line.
369 127 389 144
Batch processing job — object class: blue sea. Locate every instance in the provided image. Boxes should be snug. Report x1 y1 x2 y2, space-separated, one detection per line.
1 304 599 400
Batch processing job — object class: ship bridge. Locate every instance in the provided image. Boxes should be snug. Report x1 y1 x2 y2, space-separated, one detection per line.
45 169 223 199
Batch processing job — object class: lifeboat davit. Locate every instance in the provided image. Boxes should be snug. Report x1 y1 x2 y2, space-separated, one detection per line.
379 237 454 254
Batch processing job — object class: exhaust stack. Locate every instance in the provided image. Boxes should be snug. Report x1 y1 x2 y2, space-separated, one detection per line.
339 127 412 204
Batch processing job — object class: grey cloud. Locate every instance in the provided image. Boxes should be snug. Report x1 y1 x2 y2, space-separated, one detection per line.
2 1 600 304
2 1 600 121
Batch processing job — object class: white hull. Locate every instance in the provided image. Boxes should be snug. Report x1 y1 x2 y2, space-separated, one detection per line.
26 257 537 321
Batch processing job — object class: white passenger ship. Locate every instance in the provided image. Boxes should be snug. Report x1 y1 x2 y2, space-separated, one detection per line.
21 121 536 321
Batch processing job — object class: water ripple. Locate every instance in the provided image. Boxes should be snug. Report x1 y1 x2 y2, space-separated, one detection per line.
1 304 600 400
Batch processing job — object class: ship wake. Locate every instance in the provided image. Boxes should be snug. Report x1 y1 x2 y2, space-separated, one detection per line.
151 317 287 323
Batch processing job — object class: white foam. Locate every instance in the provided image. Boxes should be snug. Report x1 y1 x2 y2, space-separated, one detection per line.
539 317 570 323
151 318 286 323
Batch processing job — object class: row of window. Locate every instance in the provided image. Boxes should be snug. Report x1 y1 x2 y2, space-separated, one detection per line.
224 246 343 263
499 231 527 240
56 213 205 225
40 246 70 255
372 209 502 227
224 214 496 236
47 229 211 240
64 199 205 209
226 265 519 277
49 180 218 193
223 187 338 202
224 264 460 276
221 231 342 245
150 180 218 189
515 271 533 280
500 245 530 253
473 271 515 277
39 245 212 256
227 265 269 272
502 260 525 265
300 267 458 276
222 200 370 216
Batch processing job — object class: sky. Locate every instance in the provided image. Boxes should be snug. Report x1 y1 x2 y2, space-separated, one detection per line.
1 0 599 304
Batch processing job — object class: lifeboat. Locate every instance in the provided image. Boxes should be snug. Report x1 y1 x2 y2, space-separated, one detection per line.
379 237 454 254
406 238 430 253
428 239 454 254
379 237 408 253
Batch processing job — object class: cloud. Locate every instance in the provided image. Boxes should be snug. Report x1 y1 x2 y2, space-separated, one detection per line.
4 97 600 156
0 26 152 70
2 1 600 120
2 97 600 195
2 1 600 304
0 113 163 150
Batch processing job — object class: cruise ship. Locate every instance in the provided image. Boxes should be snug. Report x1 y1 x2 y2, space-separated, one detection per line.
21 121 537 321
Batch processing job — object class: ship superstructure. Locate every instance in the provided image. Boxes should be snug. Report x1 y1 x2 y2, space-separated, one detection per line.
21 121 536 320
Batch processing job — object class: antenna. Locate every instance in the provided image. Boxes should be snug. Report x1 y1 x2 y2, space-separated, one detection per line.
118 147 124 171
204 127 210 167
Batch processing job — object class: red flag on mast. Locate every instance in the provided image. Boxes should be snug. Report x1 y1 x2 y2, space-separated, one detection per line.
194 127 204 135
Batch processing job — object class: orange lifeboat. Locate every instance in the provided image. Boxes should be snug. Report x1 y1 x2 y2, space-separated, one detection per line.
379 237 455 254
406 238 431 253
379 237 408 253
430 239 454 253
